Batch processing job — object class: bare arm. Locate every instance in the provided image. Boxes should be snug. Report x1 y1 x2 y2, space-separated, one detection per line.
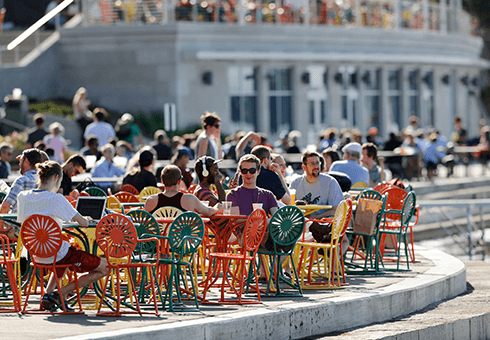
235 132 260 160
71 212 90 227
0 201 11 214
182 194 223 216
197 138 209 158
214 173 226 202
144 194 159 212
270 163 291 205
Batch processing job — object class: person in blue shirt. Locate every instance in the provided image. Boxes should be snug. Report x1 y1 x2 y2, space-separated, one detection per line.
91 144 126 192
0 142 13 179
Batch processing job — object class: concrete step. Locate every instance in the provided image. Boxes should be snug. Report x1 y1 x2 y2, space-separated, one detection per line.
310 261 490 340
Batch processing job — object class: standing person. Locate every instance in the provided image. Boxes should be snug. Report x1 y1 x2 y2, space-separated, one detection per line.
452 115 468 146
115 113 144 150
361 142 382 187
122 149 157 193
330 142 369 186
72 87 92 146
0 142 13 179
144 165 222 216
26 113 49 149
91 144 126 192
43 122 67 163
195 112 222 159
84 108 115 148
58 155 87 197
289 151 343 218
17 161 108 312
193 156 226 206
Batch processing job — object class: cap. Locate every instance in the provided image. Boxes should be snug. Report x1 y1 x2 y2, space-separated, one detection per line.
177 147 194 160
195 156 223 176
342 142 362 155
139 150 154 163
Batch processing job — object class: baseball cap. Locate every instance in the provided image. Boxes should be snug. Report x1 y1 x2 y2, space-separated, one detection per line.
342 142 362 155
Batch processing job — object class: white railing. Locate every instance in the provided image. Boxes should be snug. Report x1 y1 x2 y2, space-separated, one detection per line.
0 0 78 66
81 0 471 35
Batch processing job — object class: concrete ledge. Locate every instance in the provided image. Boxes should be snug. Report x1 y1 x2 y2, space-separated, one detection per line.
56 248 465 340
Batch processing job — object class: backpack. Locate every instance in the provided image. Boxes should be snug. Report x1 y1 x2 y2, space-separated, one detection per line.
115 120 132 139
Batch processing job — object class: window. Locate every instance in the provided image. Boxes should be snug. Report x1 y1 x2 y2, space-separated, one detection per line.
339 66 359 128
388 69 402 131
408 69 420 118
228 66 258 129
268 68 293 133
364 69 381 129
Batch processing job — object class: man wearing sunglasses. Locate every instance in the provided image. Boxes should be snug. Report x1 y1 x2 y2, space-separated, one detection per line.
226 154 278 217
58 155 87 197
289 150 343 219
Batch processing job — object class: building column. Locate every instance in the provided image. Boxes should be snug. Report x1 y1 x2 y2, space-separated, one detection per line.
440 0 447 34
380 66 390 139
257 65 270 137
455 0 462 32
304 0 310 26
423 0 429 31
393 0 400 31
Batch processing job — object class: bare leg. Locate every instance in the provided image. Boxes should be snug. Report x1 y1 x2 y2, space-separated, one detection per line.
59 259 109 300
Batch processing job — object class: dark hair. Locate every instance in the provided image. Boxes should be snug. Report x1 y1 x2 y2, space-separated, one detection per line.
201 112 221 129
33 140 46 151
93 107 107 121
238 154 260 170
33 113 45 126
87 136 99 146
45 147 55 158
362 142 378 160
65 154 87 170
301 150 322 165
161 165 182 186
251 145 271 162
36 161 62 184
22 148 43 167
322 147 340 163
171 149 190 165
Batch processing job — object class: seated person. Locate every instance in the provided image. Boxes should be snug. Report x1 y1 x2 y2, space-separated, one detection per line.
91 143 126 192
144 165 222 216
193 156 226 206
330 142 369 187
122 149 157 193
17 161 109 312
226 154 278 250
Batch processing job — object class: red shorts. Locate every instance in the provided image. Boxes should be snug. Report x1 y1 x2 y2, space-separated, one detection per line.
55 246 101 278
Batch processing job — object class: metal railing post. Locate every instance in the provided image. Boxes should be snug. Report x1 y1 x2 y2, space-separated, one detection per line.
440 0 447 33
467 206 472 260
394 0 400 31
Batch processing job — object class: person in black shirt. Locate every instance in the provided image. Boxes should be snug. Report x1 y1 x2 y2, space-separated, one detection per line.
150 130 172 160
122 149 157 192
59 155 87 196
26 113 49 149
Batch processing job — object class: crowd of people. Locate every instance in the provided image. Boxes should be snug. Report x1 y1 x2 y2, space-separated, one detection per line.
0 94 487 311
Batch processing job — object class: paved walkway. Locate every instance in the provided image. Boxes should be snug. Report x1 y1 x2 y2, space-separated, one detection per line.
0 247 465 340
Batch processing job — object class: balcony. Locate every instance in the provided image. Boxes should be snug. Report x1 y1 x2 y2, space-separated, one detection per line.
82 0 474 35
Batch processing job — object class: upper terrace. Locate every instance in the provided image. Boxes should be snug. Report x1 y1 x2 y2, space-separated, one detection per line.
81 0 473 35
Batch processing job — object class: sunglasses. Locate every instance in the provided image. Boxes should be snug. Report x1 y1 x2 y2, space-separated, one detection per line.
214 124 221 128
74 167 83 175
240 167 257 175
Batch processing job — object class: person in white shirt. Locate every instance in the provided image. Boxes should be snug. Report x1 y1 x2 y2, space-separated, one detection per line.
330 142 369 187
289 151 343 219
84 108 115 148
91 143 126 192
17 161 109 312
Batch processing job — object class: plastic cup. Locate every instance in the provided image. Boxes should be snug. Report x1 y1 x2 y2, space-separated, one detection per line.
252 203 263 211
223 201 232 215
290 189 296 205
